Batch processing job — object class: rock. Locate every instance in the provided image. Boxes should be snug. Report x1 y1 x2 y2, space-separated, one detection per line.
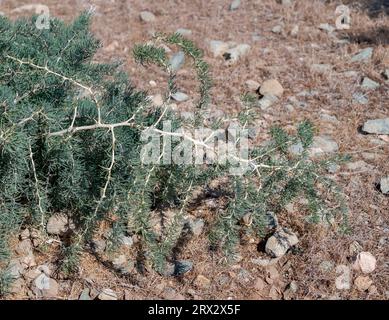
349 240 363 257
288 142 304 156
230 0 241 11
258 95 278 110
19 229 30 240
90 239 106 254
23 269 42 281
98 288 118 300
194 275 211 288
272 25 283 34
245 80 260 91
79 288 91 300
46 214 72 235
309 136 339 157
319 260 335 273
335 265 351 290
140 11 155 23
169 51 185 72
188 218 205 236
223 44 251 63
327 163 339 174
174 260 193 275
351 47 373 63
318 23 335 33
172 92 189 102
32 273 59 298
260 79 284 97
8 259 25 279
112 255 127 270
37 264 52 276
176 28 192 37
265 228 299 258
380 176 389 194
20 254 36 268
120 235 134 247
354 276 372 291
16 239 33 256
151 94 164 107
290 25 299 37
209 40 231 58
283 281 298 299
311 64 332 74
353 252 377 274
149 80 157 87
361 77 380 90
281 0 293 6
353 92 369 105
362 118 389 134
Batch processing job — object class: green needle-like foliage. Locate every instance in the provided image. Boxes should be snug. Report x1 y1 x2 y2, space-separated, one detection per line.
0 13 348 293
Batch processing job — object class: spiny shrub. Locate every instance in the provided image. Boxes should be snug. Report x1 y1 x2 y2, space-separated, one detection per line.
0 13 348 291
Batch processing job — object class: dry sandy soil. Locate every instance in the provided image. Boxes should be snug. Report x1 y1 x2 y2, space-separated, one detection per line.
1 0 388 300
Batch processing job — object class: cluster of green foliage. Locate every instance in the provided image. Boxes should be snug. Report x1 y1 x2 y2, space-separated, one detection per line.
0 13 348 294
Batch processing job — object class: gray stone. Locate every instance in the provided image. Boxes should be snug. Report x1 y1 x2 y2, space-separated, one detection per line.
335 265 351 290
8 259 25 279
16 239 33 256
327 163 339 174
318 23 335 33
223 44 251 63
91 239 106 253
176 28 192 37
230 0 241 10
32 273 59 298
169 51 185 72
351 47 373 63
311 64 332 74
79 288 91 300
362 118 389 134
319 260 335 272
272 25 283 34
188 218 205 236
380 176 389 194
174 260 193 275
140 11 156 23
258 95 278 110
309 136 339 157
47 214 72 235
353 252 377 274
209 40 230 58
361 77 380 90
120 235 134 247
172 92 189 102
265 228 299 258
281 0 293 6
353 92 369 105
288 142 304 156
98 288 118 300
